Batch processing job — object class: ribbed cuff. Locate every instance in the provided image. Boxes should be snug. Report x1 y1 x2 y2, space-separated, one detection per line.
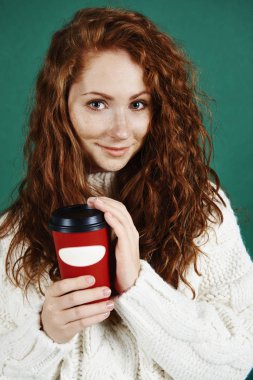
1 315 74 377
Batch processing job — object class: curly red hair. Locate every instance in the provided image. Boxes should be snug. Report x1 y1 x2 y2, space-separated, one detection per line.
0 7 225 297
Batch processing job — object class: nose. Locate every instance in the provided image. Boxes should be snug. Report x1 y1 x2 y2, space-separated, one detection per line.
108 108 130 140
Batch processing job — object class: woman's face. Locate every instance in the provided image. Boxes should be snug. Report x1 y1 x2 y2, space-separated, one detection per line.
68 49 151 172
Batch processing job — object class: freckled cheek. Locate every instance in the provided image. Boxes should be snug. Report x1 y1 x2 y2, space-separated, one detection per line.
135 115 150 138
73 113 111 139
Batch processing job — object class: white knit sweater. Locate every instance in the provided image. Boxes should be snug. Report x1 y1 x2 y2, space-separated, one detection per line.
0 172 253 380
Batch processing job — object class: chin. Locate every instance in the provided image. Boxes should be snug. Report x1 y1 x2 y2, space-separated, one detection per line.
101 164 126 172
96 159 129 172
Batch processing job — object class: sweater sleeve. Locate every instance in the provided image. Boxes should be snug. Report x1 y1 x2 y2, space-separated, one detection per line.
0 233 75 379
115 189 253 380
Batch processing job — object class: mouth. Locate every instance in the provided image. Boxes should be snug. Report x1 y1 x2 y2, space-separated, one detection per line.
96 144 130 157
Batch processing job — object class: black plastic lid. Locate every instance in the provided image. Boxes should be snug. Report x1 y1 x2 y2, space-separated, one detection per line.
48 204 107 233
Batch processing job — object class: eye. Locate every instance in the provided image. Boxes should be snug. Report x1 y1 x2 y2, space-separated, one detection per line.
87 100 106 111
130 100 147 110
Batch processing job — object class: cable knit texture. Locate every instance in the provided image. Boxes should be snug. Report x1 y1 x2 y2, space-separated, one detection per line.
0 172 253 379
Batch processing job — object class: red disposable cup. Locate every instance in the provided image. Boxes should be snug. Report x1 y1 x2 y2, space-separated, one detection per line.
49 204 115 301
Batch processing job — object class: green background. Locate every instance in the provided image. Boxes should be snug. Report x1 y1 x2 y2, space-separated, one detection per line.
0 0 252 378
2 0 252 254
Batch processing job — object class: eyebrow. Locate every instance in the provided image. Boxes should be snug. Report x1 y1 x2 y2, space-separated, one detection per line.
81 91 151 100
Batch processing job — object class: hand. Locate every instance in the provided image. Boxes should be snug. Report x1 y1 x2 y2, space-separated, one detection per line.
87 197 140 294
41 275 114 344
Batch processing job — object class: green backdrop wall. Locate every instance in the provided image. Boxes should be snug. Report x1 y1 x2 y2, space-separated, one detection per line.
2 0 252 254
0 0 252 378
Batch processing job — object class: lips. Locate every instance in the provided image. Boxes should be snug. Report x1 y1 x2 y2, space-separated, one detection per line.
97 143 130 157
98 144 129 150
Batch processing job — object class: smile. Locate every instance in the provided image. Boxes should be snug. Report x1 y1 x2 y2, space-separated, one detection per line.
96 144 130 156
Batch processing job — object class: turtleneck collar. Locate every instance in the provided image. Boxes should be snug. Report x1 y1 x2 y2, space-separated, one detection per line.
87 171 116 198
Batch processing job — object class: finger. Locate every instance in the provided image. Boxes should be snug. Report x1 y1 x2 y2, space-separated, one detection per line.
87 196 133 225
88 197 135 232
64 311 111 338
49 275 95 297
99 198 139 237
58 287 112 309
104 211 135 244
99 197 133 223
61 299 115 323
104 212 136 251
98 196 130 213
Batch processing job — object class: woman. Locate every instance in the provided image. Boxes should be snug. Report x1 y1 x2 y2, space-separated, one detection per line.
0 7 252 380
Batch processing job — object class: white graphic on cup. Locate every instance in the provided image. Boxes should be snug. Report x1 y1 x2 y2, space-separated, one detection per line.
59 245 106 267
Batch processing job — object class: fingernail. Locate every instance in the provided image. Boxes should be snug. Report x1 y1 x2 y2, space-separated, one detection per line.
103 312 110 318
106 301 114 310
86 276 95 284
87 197 96 204
103 288 111 297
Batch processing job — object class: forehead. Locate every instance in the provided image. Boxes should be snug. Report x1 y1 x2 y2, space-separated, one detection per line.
84 48 139 68
77 49 146 89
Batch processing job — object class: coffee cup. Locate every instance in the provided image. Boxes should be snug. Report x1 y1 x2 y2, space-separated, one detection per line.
48 204 114 293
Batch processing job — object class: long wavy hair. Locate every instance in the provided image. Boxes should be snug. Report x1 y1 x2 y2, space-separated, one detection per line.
0 7 225 297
